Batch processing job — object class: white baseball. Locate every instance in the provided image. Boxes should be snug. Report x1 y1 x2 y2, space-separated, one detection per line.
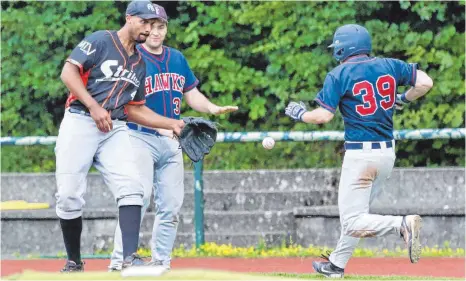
262 137 275 150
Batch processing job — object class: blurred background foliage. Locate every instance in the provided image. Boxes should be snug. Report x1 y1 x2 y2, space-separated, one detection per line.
1 1 464 172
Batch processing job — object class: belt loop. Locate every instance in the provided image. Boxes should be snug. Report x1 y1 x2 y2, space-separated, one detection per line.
363 142 371 152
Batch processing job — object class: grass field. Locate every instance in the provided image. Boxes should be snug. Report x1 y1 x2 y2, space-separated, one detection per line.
4 269 463 281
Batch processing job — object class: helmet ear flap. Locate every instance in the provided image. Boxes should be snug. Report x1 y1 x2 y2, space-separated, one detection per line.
336 48 344 56
333 47 345 61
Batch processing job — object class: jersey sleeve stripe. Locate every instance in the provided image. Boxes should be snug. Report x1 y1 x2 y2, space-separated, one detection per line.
128 100 146 105
314 98 336 113
410 63 417 86
66 59 84 74
184 79 199 93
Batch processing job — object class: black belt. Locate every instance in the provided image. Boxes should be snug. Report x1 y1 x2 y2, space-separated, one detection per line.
344 141 393 150
68 107 124 121
127 122 161 136
69 107 91 117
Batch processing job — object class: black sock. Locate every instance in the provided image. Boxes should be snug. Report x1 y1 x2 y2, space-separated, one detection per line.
119 205 142 258
59 217 82 264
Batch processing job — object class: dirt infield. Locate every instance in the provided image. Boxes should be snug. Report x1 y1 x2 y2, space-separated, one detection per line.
1 257 464 278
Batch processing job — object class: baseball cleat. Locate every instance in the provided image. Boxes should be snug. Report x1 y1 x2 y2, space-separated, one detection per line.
121 253 145 268
400 215 422 263
312 261 344 278
121 253 168 277
60 260 84 273
107 265 121 272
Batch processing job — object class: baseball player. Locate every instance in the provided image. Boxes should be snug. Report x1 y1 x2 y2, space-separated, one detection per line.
285 24 433 278
55 0 185 273
108 4 238 272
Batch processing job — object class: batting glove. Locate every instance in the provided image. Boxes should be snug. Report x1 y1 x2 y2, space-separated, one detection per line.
285 101 307 121
395 92 410 111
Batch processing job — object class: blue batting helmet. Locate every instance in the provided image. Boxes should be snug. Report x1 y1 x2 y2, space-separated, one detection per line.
328 24 372 62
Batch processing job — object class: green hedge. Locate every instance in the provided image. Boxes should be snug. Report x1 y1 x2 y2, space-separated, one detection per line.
1 1 464 172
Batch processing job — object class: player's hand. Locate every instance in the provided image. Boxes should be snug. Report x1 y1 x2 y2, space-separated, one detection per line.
171 120 185 136
89 104 113 133
209 105 239 115
285 101 307 121
395 94 407 111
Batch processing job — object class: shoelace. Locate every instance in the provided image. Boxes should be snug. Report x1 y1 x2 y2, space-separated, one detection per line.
320 250 332 261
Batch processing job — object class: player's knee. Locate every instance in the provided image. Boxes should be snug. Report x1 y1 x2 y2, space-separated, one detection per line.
55 194 84 219
115 181 145 207
156 206 180 223
341 215 360 235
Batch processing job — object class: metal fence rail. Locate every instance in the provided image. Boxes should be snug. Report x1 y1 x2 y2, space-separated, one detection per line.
2 127 465 248
2 128 465 145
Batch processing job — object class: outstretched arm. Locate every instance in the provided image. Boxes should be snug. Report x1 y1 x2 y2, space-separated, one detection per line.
185 88 238 115
125 104 185 136
285 101 334 124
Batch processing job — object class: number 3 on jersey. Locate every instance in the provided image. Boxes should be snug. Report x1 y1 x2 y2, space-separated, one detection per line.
173 97 181 115
352 75 396 116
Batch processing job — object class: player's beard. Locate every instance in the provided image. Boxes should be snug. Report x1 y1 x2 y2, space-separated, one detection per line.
132 27 149 44
135 33 149 44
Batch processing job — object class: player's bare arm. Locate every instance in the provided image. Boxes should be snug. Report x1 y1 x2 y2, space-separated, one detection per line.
184 88 239 115
125 104 185 136
396 70 434 109
60 62 113 133
285 101 334 124
301 107 334 124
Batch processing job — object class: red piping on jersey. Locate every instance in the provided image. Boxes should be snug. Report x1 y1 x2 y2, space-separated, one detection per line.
140 45 166 62
146 56 167 117
115 52 142 108
165 48 174 118
184 79 199 93
138 47 169 116
139 51 160 66
128 100 145 105
315 98 336 113
65 66 93 108
66 59 84 74
102 30 127 108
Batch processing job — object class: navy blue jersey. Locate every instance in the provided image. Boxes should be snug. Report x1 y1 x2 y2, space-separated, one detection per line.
315 55 418 141
66 30 146 120
136 45 199 120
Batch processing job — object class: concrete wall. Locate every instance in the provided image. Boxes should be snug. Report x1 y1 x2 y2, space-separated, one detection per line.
1 168 464 257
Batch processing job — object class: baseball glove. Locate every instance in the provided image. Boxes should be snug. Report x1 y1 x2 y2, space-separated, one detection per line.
179 117 218 162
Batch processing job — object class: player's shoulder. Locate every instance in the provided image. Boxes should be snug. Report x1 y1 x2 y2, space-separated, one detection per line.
83 30 113 42
165 46 185 58
378 57 405 65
